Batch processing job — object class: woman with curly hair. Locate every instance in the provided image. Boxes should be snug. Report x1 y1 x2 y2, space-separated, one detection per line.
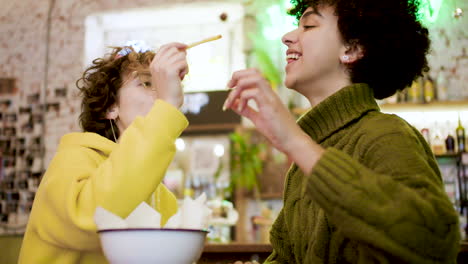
223 0 460 263
18 41 189 263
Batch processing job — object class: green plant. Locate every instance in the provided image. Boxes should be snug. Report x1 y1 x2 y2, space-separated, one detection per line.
229 131 265 193
249 33 282 87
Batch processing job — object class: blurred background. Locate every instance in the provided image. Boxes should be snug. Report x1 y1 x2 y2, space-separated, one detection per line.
0 0 467 263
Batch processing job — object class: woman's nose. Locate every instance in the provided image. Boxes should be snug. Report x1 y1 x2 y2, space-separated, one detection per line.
282 29 298 46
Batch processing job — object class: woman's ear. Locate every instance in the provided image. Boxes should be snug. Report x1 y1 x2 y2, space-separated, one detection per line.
105 105 119 120
340 40 364 64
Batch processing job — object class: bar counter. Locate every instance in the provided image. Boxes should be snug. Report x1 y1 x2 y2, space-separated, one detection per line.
199 242 468 264
199 243 272 264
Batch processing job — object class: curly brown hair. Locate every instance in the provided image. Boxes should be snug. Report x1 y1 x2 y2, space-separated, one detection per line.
288 0 431 99
76 47 155 142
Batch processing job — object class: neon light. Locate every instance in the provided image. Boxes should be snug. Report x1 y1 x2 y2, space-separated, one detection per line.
261 3 296 40
420 0 444 23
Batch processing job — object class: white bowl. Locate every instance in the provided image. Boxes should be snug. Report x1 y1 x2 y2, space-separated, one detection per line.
98 228 208 264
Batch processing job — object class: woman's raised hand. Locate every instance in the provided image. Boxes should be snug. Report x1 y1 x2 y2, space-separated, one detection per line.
223 69 306 156
223 68 324 174
150 42 188 108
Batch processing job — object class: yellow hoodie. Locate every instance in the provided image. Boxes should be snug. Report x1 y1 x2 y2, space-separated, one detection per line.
18 100 188 263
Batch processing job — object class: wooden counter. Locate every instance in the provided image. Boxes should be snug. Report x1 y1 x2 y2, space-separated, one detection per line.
203 243 272 253
199 242 468 264
199 243 272 264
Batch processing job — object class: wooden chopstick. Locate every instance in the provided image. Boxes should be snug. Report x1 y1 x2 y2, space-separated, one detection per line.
186 35 222 49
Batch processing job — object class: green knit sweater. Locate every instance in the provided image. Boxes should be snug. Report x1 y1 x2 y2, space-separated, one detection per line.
265 84 460 264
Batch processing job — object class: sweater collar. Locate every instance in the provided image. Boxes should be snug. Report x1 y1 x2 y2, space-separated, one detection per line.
297 83 380 143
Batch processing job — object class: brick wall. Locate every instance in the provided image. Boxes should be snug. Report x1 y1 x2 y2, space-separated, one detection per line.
0 0 218 167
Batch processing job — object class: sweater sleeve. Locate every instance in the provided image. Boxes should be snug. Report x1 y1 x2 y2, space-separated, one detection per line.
34 100 187 250
304 130 460 263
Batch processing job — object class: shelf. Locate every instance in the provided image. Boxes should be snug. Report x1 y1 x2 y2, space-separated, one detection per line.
426 153 468 165
182 123 238 135
379 100 468 112
435 153 459 158
291 101 468 116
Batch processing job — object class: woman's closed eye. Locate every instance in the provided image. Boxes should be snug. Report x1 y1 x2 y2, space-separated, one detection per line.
303 25 316 30
138 79 153 90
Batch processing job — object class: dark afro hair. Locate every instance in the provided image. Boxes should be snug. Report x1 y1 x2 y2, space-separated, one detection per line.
289 0 431 99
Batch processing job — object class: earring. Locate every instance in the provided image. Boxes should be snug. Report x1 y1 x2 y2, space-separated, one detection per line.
109 119 118 142
342 55 350 62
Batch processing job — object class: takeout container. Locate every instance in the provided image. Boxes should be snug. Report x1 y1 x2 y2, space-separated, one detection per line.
98 228 208 264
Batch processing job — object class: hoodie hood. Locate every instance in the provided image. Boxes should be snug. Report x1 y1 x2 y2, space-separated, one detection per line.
58 132 116 156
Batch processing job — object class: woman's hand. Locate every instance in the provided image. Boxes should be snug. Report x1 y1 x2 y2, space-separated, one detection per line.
150 42 188 108
223 69 303 154
223 69 324 174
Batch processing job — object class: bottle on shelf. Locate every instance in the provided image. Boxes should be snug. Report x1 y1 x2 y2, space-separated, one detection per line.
432 134 446 155
431 124 445 155
423 74 435 103
408 77 423 103
456 114 465 153
421 128 431 147
445 132 456 153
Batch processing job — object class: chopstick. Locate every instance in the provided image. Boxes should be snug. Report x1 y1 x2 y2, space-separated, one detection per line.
186 35 222 49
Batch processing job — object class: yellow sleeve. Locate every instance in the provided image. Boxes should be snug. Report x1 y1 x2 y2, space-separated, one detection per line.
33 100 188 250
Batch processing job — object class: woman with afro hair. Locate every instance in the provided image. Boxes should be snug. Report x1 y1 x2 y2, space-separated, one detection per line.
223 0 460 263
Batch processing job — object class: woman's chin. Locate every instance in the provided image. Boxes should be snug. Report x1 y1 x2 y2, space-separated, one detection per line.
284 78 297 90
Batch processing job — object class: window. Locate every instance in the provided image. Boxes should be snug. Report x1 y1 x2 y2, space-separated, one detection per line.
84 2 246 92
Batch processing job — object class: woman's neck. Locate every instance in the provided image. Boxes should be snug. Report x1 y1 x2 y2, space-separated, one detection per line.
299 73 352 107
